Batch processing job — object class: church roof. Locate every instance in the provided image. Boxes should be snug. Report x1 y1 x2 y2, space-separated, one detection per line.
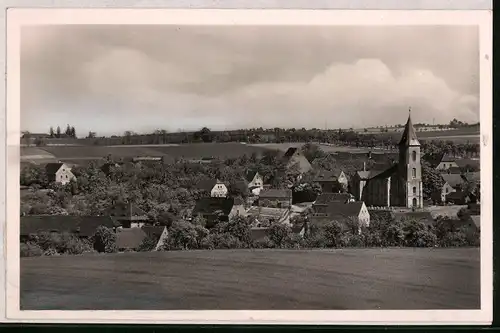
398 112 420 146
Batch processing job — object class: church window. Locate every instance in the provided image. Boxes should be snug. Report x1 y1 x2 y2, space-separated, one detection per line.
412 151 417 161
412 198 417 207
412 186 416 195
412 168 416 178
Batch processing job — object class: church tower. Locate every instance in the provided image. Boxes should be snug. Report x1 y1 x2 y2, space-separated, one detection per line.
398 109 423 209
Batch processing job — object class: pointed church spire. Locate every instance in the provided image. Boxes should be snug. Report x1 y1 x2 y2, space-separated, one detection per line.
398 108 420 146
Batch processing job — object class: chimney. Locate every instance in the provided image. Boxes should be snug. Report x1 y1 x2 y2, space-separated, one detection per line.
363 162 366 171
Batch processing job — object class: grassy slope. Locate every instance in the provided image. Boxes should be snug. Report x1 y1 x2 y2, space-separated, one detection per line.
21 248 480 310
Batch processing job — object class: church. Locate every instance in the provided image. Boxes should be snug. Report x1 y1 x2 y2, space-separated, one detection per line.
351 112 423 209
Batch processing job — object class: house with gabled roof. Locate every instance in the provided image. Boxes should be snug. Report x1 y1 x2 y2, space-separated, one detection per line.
313 169 348 193
20 215 118 241
436 155 459 171
195 178 228 198
192 197 235 228
245 170 264 195
45 162 76 185
309 201 370 233
258 188 293 208
313 193 355 215
283 147 312 175
108 201 149 228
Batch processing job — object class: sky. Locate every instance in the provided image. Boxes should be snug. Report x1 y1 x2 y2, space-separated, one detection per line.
21 25 479 136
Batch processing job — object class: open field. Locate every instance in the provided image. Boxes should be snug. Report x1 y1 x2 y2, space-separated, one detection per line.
21 248 480 310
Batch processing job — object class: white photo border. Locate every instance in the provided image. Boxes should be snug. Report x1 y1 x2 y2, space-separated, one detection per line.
2 6 493 325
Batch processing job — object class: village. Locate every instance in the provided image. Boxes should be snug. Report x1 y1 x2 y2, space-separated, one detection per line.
19 113 481 254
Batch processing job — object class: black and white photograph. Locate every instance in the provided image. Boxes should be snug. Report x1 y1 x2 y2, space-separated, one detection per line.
4 7 492 325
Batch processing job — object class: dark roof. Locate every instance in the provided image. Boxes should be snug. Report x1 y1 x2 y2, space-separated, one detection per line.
314 193 352 205
470 216 481 228
45 162 64 175
110 202 148 218
259 189 292 199
100 162 120 175
325 202 365 220
195 178 218 191
141 226 167 240
394 211 434 226
192 197 235 216
455 159 480 170
284 147 299 157
446 190 470 201
440 155 456 163
398 113 420 146
441 174 464 188
233 197 245 205
369 163 399 180
445 166 463 174
116 228 147 249
21 215 118 237
245 170 259 182
468 203 480 215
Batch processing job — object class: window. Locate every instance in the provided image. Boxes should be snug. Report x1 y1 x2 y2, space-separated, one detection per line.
412 150 417 162
412 198 417 207
412 186 416 195
445 187 449 194
412 168 416 178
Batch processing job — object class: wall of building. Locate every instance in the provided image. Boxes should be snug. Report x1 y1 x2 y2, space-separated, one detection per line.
211 183 228 197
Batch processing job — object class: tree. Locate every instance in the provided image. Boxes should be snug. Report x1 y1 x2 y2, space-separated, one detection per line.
301 143 327 163
87 131 96 139
213 215 252 246
49 127 55 138
199 127 212 143
169 220 197 250
421 160 444 201
56 126 61 138
65 124 72 137
92 226 117 253
70 126 76 138
268 223 293 248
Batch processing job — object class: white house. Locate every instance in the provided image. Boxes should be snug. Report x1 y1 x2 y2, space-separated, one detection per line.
246 170 264 195
45 162 76 185
436 156 459 171
196 178 229 198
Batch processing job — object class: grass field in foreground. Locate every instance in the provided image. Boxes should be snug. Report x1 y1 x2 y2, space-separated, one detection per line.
20 248 480 310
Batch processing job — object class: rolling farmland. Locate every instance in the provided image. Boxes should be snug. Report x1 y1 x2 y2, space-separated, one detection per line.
21 248 480 310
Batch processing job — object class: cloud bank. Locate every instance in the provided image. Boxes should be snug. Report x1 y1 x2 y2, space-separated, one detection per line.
21 25 479 135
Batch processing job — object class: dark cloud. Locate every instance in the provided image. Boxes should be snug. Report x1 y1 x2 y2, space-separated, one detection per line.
21 25 479 135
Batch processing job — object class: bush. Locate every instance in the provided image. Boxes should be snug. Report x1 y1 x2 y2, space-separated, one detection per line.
20 242 43 257
253 236 275 249
403 219 437 248
138 236 158 252
268 223 293 248
28 232 94 255
169 220 198 250
64 237 94 255
92 226 118 253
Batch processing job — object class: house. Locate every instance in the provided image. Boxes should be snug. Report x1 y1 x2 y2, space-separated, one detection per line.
282 147 312 175
141 225 169 251
108 201 149 228
45 162 76 185
436 155 459 171
258 189 293 208
245 170 264 195
20 215 118 241
441 173 464 190
313 169 349 193
229 197 247 219
309 201 370 232
445 190 472 205
196 179 228 198
192 197 235 228
116 228 148 251
246 206 291 226
313 193 355 215
440 181 457 204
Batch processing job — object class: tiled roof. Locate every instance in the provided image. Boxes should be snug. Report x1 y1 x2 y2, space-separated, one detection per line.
313 170 341 181
21 215 118 237
455 159 480 170
441 174 464 188
45 163 64 175
247 206 289 219
192 197 235 216
141 226 167 240
462 172 480 183
446 190 470 201
314 193 352 205
245 170 259 182
116 228 147 249
440 155 456 163
470 216 481 228
194 178 218 191
325 202 364 220
284 147 299 157
259 189 292 199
